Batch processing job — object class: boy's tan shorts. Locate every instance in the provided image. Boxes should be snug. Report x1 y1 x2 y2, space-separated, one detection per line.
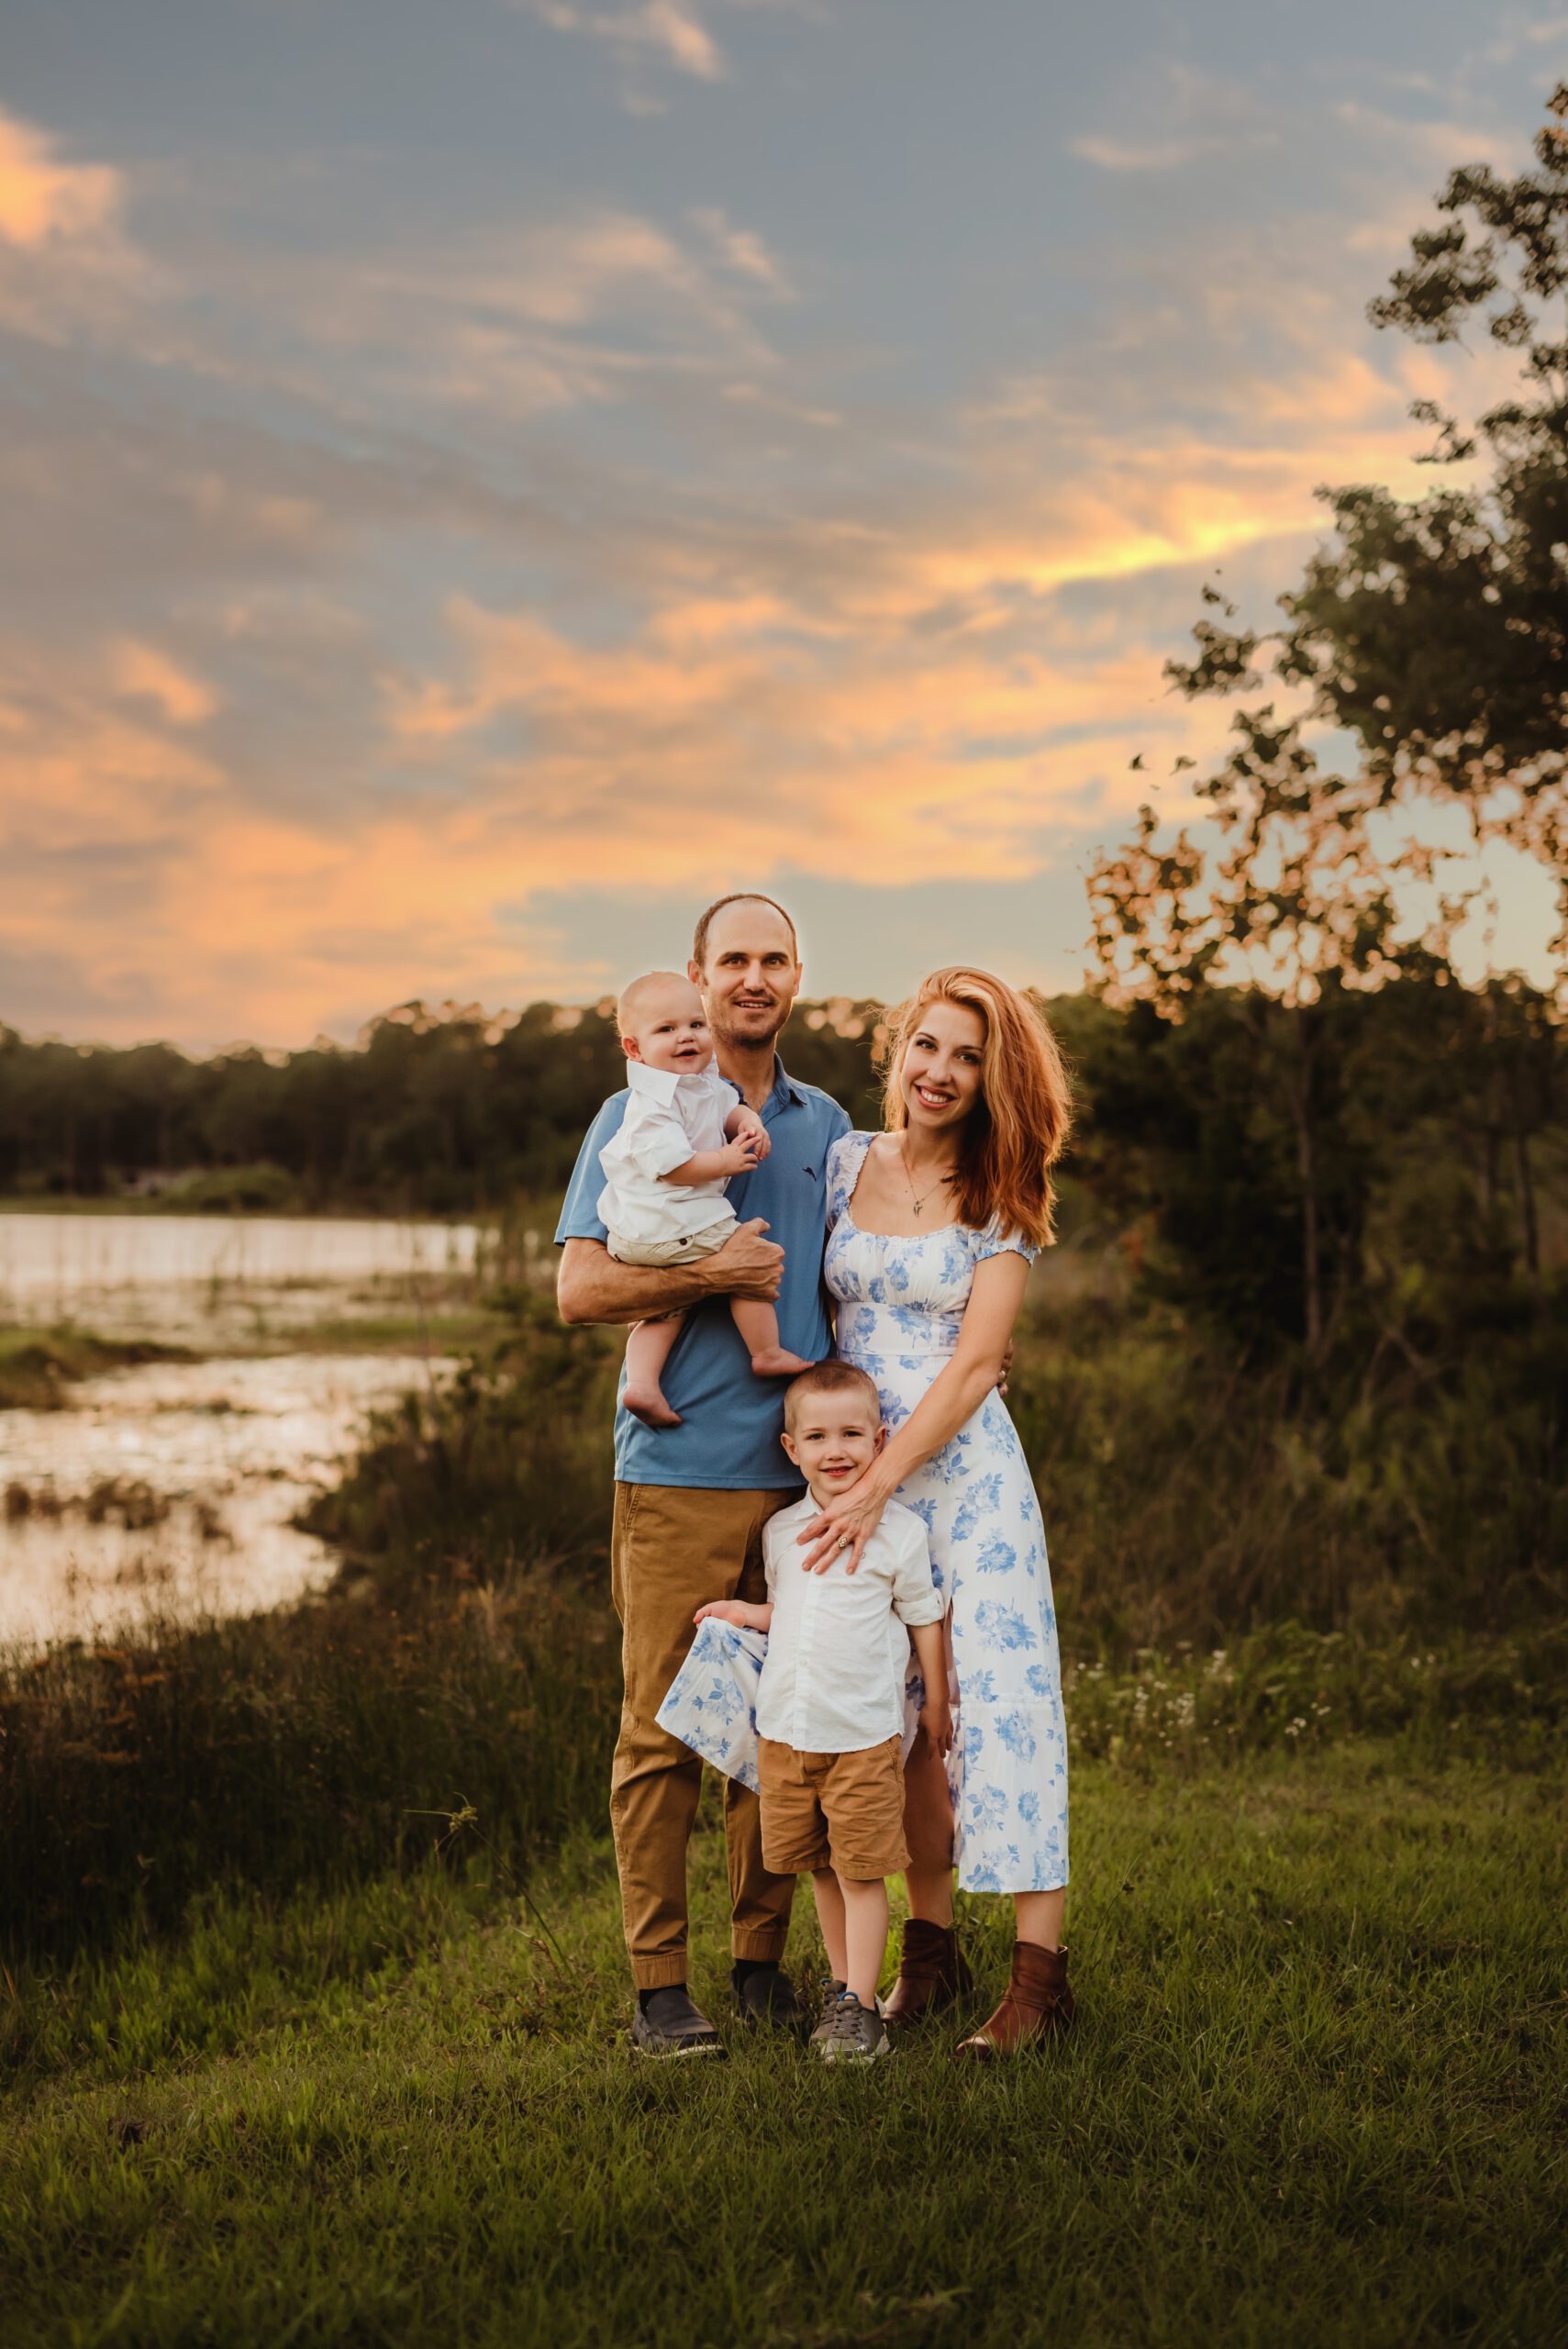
606 1211 738 1269
756 1734 908 1881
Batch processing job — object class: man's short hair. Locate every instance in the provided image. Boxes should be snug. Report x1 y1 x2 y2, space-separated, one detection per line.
783 1360 883 1429
692 893 800 972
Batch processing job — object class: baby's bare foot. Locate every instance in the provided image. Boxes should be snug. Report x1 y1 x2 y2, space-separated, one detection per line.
623 1381 683 1428
748 1347 815 1379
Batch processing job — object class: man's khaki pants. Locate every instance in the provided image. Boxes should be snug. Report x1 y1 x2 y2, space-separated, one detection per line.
610 1481 797 1990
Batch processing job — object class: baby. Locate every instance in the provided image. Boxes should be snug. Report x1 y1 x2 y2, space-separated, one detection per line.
596 971 812 1428
693 1361 951 2062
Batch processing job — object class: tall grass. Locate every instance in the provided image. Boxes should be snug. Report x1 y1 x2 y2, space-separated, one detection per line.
1006 1283 1567 1644
6 1582 1562 1964
1 1560 620 1959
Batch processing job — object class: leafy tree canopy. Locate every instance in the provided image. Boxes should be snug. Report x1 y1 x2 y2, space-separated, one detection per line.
1093 84 1568 1011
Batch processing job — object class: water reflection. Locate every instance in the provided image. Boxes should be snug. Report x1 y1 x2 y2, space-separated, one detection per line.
0 1213 476 1651
0 1212 478 1347
1 1352 450 1651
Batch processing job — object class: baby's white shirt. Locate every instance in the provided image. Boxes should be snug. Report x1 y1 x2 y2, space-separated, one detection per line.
755 1496 944 1754
595 1059 742 1248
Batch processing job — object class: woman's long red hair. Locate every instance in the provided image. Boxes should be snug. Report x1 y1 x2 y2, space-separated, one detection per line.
878 968 1071 1249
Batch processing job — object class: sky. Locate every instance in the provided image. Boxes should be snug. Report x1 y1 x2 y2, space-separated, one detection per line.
0 0 1562 1051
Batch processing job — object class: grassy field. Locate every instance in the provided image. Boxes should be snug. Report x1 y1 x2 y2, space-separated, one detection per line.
4 1238 1563 2343
4 1742 1565 2349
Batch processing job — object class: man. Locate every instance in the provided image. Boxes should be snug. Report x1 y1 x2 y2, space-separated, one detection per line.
555 893 851 2055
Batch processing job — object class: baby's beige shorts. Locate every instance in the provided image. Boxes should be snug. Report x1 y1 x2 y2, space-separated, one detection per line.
606 1210 739 1268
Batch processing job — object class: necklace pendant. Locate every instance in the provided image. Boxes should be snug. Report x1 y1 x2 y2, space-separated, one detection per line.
912 1200 923 1217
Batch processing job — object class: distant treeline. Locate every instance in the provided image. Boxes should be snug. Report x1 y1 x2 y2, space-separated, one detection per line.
0 997 884 1214
2 973 1562 1362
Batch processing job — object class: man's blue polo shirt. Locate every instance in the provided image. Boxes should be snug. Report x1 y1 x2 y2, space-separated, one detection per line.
554 1058 851 1490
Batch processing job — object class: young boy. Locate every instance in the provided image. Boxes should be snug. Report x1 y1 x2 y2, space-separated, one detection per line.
595 971 813 1427
693 1361 951 2061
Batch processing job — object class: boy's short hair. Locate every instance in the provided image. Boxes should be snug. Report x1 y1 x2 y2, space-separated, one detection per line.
783 1361 882 1430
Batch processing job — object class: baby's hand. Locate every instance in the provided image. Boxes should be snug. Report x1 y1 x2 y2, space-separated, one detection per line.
717 1134 762 1176
917 1698 954 1757
735 1112 771 1163
694 1600 754 1628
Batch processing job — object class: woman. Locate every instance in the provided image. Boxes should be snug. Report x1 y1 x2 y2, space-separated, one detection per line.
799 965 1072 2057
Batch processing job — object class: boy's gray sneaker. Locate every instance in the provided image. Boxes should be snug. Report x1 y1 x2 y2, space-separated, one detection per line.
806 1977 847 2055
812 1990 890 2064
630 1986 725 2058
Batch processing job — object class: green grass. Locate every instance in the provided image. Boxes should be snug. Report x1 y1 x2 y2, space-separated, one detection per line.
0 1325 195 1408
3 1744 1564 2348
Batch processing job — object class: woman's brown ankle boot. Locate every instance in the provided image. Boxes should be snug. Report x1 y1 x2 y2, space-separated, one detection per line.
881 1918 974 2030
955 1940 1073 2059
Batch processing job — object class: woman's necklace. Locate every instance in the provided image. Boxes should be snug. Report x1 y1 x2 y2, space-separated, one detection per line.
898 1138 955 1219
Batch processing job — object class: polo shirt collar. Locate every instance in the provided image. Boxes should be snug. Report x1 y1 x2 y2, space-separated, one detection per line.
708 1054 803 1115
770 1057 806 1110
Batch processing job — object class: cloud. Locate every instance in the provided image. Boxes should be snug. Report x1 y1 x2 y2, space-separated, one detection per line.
1071 62 1281 173
150 202 795 434
689 206 793 295
521 0 726 83
0 104 152 342
0 107 121 245
108 640 218 727
1073 134 1229 173
1480 9 1568 69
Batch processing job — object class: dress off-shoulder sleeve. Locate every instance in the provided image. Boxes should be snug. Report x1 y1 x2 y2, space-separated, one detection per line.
823 1130 872 1236
974 1214 1040 1268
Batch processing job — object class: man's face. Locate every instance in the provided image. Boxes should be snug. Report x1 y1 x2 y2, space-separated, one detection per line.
690 899 802 1054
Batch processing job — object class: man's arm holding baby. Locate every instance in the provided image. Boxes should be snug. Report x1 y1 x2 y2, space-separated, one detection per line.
556 1221 784 1327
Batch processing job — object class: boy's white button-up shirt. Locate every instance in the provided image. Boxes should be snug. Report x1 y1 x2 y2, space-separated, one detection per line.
595 1059 740 1248
756 1494 943 1754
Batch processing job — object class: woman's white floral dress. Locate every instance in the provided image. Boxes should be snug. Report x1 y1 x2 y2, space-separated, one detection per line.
826 1132 1067 1893
658 1130 1068 1895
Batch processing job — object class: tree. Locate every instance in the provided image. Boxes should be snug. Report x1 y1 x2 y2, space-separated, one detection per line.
1087 86 1568 1352
1168 83 1568 954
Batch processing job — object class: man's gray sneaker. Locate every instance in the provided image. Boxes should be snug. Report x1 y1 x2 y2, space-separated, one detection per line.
812 1990 890 2064
630 1986 725 2058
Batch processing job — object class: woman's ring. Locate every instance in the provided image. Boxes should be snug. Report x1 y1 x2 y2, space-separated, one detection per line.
838 1534 851 1551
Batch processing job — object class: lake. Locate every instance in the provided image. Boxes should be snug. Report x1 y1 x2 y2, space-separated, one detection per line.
0 1212 484 1652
